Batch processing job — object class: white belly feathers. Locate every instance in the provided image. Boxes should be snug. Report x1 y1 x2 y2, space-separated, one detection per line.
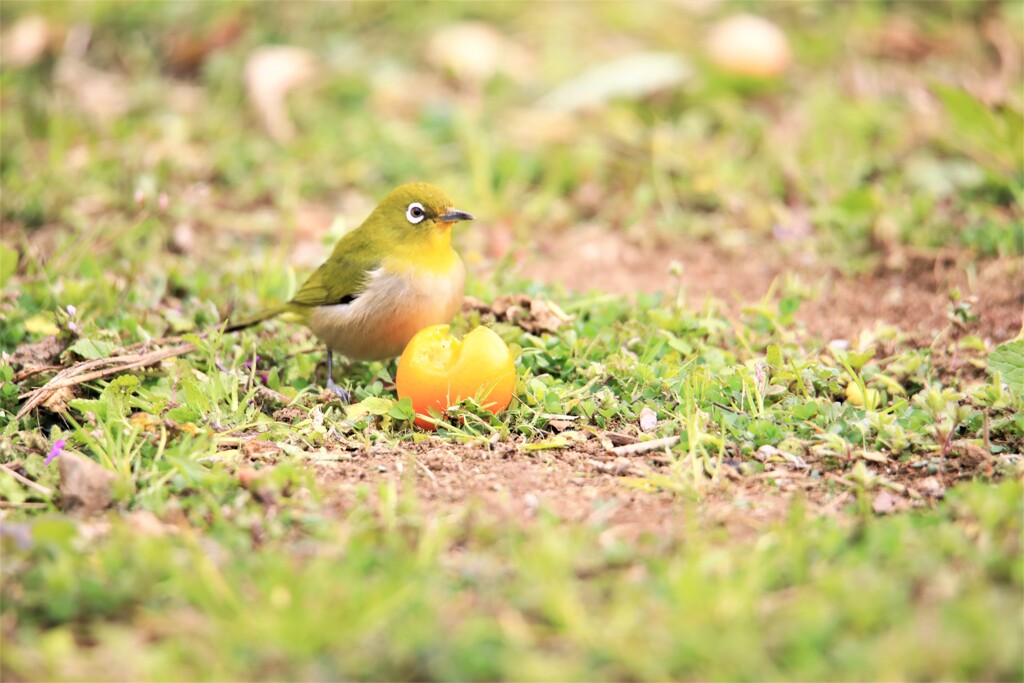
306 263 465 361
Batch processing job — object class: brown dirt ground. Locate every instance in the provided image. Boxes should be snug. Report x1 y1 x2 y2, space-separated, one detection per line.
519 226 1022 345
303 433 992 540
310 440 801 543
304 231 1021 532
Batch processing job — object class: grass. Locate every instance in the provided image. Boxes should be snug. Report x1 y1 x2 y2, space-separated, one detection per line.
2 2 1023 681
3 482 1021 681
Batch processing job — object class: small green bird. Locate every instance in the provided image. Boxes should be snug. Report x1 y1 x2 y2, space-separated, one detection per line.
226 182 474 400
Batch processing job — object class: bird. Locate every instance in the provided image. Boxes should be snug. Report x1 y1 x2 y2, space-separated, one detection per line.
225 182 474 400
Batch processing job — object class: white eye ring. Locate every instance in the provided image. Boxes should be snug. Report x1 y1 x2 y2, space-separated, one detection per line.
406 202 426 224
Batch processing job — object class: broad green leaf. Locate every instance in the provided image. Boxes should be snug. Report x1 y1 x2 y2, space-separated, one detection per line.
103 375 141 420
166 405 200 423
987 340 1024 395
933 83 997 138
181 373 212 415
105 374 141 394
791 403 819 420
389 397 415 421
932 83 1022 173
346 396 393 420
69 337 117 360
846 350 875 371
68 398 106 419
0 476 28 504
778 297 802 321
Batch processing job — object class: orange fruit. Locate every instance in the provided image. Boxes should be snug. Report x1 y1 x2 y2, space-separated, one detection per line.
396 324 516 430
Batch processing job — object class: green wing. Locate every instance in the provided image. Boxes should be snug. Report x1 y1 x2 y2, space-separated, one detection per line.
287 230 380 310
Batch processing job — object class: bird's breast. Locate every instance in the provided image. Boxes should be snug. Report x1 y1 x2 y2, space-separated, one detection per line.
306 259 465 361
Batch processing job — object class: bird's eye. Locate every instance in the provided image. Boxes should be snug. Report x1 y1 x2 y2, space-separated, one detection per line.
406 202 426 224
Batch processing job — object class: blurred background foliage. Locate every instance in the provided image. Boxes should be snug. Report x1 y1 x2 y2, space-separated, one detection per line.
0 0 1021 348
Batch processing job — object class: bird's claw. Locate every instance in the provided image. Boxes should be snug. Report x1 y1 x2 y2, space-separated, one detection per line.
325 379 351 403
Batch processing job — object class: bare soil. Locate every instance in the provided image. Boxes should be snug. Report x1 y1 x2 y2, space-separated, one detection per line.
306 432 987 539
520 227 1022 345
309 231 1022 531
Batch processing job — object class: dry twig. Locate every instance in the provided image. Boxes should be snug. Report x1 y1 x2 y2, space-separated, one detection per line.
608 435 680 457
16 340 196 419
0 463 54 497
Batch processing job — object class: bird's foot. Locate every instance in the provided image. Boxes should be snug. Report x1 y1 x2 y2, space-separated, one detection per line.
324 379 351 403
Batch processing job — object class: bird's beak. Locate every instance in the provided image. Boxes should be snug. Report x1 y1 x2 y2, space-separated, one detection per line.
438 209 475 223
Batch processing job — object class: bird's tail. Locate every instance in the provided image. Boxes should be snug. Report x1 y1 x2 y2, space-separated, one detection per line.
223 305 288 333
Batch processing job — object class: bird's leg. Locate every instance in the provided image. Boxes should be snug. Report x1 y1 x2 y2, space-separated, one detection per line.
324 348 351 403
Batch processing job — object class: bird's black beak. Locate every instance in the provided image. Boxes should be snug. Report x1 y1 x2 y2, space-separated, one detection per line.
438 209 475 223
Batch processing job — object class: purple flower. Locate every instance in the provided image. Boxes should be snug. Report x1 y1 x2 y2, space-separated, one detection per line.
45 439 66 466
242 356 269 385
